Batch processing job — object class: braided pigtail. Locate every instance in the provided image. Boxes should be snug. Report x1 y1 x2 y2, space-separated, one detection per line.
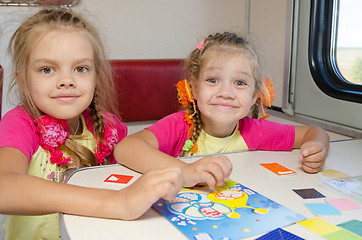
180 99 202 157
189 103 202 144
251 99 260 119
88 91 110 165
64 138 97 168
89 91 105 140
59 91 113 169
181 101 202 156
176 79 201 156
63 92 106 168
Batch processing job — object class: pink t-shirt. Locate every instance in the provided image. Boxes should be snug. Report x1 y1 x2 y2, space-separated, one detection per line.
147 112 295 157
0 106 127 164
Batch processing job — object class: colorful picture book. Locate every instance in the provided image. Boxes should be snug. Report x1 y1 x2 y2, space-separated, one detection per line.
153 180 306 239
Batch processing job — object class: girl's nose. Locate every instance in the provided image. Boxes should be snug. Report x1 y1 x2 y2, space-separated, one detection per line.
57 72 76 88
217 82 235 99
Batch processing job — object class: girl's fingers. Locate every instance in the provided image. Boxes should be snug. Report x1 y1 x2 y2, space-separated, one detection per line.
300 141 324 157
299 149 326 173
217 156 233 181
196 156 232 187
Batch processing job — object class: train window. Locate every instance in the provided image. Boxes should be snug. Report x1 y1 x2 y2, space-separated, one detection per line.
336 0 362 85
309 0 362 103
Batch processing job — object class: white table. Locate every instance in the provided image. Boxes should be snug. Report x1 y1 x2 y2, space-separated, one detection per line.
60 139 362 239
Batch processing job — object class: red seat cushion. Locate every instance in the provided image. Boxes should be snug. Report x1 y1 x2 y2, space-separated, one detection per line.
110 59 185 122
0 61 185 122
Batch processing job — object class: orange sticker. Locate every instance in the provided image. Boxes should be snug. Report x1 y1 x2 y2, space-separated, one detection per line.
260 163 296 176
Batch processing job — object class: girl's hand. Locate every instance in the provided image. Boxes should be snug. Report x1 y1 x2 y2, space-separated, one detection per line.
113 168 183 220
294 126 330 174
181 155 233 189
299 141 328 173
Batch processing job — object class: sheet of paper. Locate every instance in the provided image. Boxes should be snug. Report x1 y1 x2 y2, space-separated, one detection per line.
320 169 352 179
325 198 361 210
260 163 296 176
338 220 362 237
297 218 340 236
293 188 326 199
104 174 133 184
298 218 361 239
323 229 362 240
304 203 342 216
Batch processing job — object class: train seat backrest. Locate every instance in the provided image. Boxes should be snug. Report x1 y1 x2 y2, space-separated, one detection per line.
110 59 185 122
0 60 185 122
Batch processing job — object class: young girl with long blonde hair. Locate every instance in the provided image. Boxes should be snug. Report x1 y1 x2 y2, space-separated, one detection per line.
117 32 329 181
0 9 187 239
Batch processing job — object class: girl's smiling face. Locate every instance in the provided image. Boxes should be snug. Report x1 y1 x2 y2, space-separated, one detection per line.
192 50 257 137
27 29 97 127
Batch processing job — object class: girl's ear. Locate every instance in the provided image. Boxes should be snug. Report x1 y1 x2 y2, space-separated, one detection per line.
190 77 198 100
252 90 259 105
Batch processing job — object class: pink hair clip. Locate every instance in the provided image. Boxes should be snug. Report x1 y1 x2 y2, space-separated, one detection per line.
197 40 205 50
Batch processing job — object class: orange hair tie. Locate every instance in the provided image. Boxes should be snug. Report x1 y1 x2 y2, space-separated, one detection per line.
190 141 198 153
259 78 275 120
176 79 197 118
176 79 198 153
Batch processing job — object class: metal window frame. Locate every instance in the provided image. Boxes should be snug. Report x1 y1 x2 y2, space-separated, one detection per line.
309 0 362 103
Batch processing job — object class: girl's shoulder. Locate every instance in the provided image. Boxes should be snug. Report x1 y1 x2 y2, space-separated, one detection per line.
0 106 35 128
239 116 293 129
161 111 187 121
0 106 39 161
146 111 189 157
238 116 294 139
148 111 188 129
146 111 189 143
2 106 33 118
239 116 295 151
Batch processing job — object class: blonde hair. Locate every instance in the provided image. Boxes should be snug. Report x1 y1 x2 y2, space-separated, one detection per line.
181 32 264 156
8 8 119 167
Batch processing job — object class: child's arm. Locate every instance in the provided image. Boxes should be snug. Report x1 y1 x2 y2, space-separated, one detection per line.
114 129 232 189
294 126 330 173
0 147 182 220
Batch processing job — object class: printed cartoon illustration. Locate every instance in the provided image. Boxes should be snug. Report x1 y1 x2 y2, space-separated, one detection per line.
166 185 268 221
154 180 305 240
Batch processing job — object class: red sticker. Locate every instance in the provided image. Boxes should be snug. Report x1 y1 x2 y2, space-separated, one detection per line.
104 174 133 184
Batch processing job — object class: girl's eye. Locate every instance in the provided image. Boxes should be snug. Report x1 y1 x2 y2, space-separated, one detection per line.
235 80 246 86
75 66 88 73
40 67 54 74
206 78 218 84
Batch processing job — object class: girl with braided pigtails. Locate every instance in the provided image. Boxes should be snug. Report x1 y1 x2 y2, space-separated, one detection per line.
118 32 329 189
0 8 183 239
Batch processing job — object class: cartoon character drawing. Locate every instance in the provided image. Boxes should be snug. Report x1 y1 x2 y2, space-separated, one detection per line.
154 180 306 240
165 185 268 220
208 186 268 218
